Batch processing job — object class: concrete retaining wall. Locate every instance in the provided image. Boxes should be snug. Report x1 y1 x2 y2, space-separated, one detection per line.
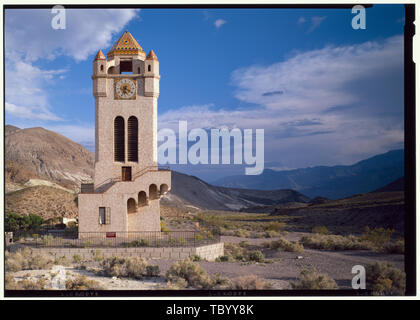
9 242 224 262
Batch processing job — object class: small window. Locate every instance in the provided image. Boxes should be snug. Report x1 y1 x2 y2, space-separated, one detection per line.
120 60 133 74
100 65 104 71
137 67 140 74
99 207 111 225
148 65 151 72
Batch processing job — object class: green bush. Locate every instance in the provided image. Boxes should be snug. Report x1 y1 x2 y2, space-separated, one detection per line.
270 238 304 253
291 269 338 290
247 250 265 262
5 213 44 232
312 226 329 235
146 265 160 277
366 262 405 295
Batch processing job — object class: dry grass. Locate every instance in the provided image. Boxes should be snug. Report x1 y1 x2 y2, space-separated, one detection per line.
291 269 338 290
216 243 266 263
5 248 56 272
268 238 304 253
300 234 373 251
5 274 49 290
65 275 103 290
228 275 271 290
100 256 155 280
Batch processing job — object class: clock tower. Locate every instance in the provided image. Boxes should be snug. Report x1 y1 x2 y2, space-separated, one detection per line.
78 31 171 237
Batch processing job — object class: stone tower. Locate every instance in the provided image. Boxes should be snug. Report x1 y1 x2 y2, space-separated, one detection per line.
78 31 171 237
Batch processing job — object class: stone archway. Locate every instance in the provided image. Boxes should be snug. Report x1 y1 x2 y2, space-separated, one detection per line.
160 184 169 196
149 184 158 200
127 198 136 213
138 191 148 207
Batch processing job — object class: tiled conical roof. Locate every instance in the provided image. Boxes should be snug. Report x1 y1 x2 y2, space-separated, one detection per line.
146 49 158 61
94 49 106 60
107 31 145 59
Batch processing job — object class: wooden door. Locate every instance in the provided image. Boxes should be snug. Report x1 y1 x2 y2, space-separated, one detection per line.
122 166 132 181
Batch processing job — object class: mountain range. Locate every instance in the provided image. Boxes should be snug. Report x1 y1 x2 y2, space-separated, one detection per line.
5 125 404 217
213 149 404 199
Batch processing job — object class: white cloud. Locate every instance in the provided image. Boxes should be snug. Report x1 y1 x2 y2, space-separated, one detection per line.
214 19 227 28
298 16 306 24
5 9 139 122
308 16 326 33
6 9 139 62
159 35 404 167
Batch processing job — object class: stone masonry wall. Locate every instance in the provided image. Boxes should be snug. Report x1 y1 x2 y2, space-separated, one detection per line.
9 242 224 262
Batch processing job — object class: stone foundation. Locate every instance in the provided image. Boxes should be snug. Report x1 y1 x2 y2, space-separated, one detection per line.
8 242 224 262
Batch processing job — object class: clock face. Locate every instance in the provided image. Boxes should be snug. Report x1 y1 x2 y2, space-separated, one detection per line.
115 78 136 99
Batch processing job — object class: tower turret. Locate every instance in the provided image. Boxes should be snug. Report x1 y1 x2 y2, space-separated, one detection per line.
92 50 107 97
144 50 160 98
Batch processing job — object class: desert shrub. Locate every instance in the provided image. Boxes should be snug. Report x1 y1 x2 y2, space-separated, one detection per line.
360 227 394 249
228 275 271 290
264 230 281 238
270 238 304 253
191 254 203 262
166 259 213 289
166 277 188 290
239 241 251 248
40 234 54 246
125 239 149 247
234 229 251 238
312 226 329 235
382 239 404 254
92 250 103 262
101 257 148 279
161 221 170 234
291 269 338 290
247 250 265 262
146 265 160 277
65 275 103 290
300 234 373 251
54 255 70 266
73 254 82 263
67 221 78 228
6 276 48 290
5 248 55 271
265 221 286 232
365 262 405 295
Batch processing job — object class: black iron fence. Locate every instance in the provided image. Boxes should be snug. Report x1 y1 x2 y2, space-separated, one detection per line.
13 230 220 248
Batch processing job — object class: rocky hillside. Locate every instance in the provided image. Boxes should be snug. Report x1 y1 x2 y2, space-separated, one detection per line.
5 186 78 219
161 171 309 211
5 125 94 190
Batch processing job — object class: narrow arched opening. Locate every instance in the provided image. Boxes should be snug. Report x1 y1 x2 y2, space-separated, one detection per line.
127 116 138 162
160 184 169 196
149 184 158 200
138 191 148 207
114 116 125 162
127 198 136 214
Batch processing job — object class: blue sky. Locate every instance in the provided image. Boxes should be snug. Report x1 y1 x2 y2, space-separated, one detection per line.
5 6 405 181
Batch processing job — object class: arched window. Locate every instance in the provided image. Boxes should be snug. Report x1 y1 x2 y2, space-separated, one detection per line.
114 116 125 162
149 184 158 200
127 198 136 213
148 65 151 72
100 65 104 71
108 66 115 74
127 116 138 162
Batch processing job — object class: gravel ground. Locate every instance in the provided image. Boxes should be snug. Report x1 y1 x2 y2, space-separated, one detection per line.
7 232 404 291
